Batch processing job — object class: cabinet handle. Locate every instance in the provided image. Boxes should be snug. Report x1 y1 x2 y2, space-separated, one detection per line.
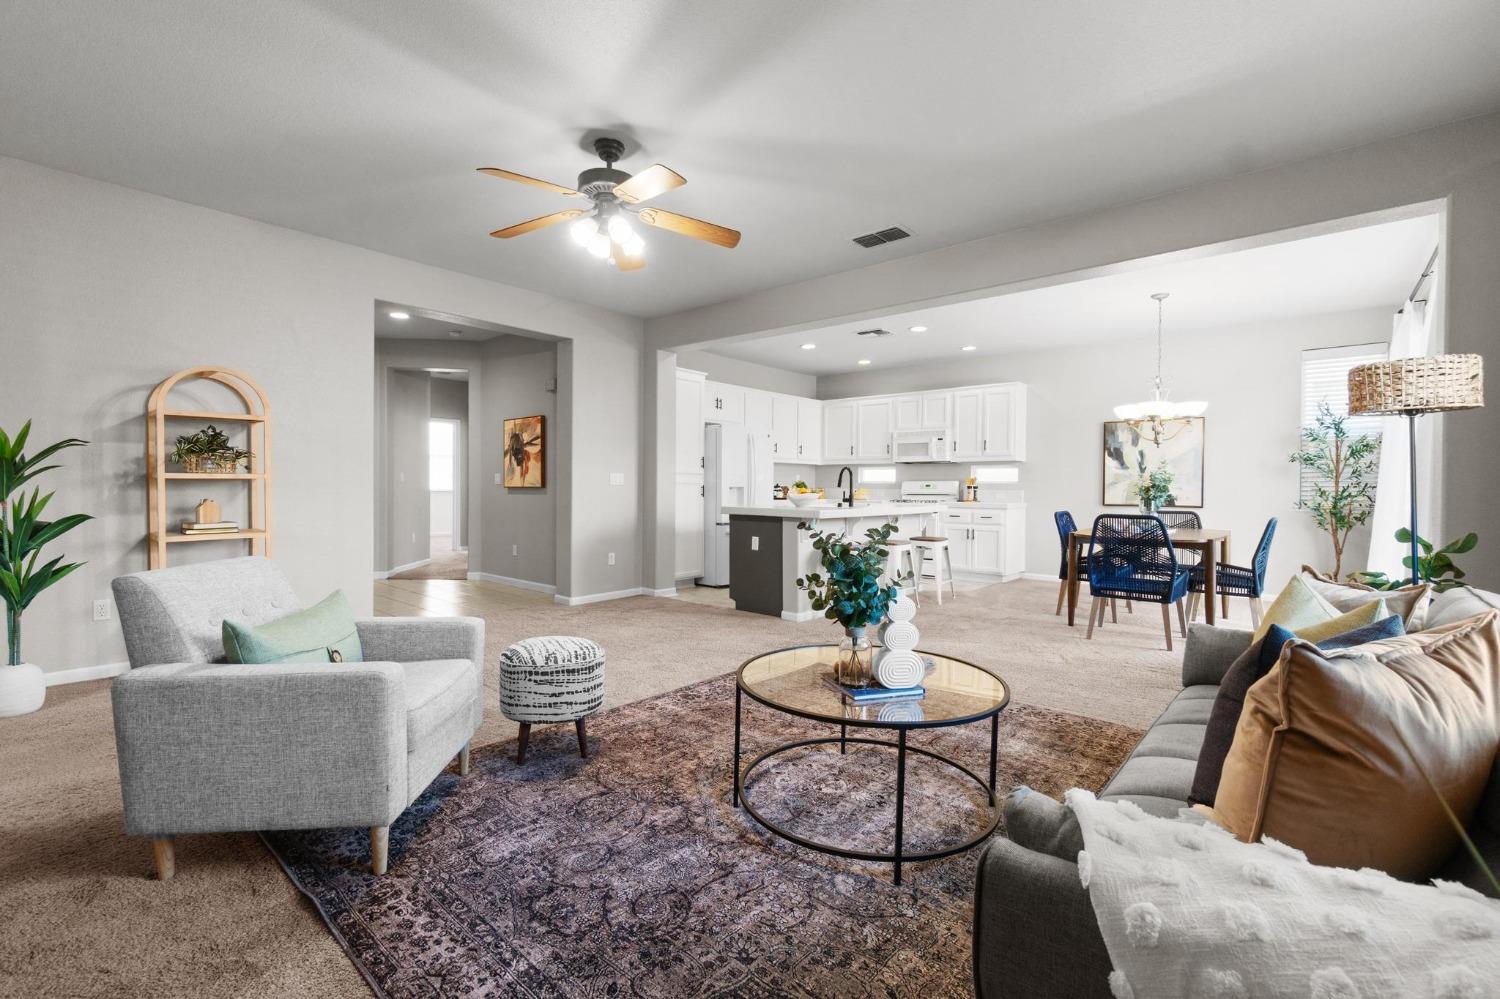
983 438 987 451
700 485 704 497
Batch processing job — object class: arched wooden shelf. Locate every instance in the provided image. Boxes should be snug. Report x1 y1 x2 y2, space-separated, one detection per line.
146 367 273 568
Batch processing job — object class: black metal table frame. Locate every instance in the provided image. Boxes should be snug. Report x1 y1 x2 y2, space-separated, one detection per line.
733 646 1009 886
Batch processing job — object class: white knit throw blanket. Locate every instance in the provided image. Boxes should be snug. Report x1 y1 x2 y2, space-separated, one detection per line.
1065 789 1500 999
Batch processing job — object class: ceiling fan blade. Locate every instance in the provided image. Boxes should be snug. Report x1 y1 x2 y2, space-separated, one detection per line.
636 208 741 248
613 164 686 204
489 209 585 239
477 167 582 198
612 242 646 271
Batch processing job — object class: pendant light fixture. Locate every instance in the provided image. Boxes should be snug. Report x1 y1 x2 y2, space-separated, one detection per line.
1113 292 1206 444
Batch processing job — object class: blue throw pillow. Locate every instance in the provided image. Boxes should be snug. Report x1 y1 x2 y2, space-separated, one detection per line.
1189 614 1405 806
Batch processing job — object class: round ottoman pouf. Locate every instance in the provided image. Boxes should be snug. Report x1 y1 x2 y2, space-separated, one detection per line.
498 636 605 764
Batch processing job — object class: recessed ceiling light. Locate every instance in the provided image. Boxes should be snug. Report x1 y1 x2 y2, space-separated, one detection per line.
908 325 928 333
388 310 410 320
800 343 817 350
857 359 872 366
961 345 977 352
448 330 462 338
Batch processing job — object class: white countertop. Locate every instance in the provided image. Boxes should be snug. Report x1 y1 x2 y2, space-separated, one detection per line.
724 502 948 520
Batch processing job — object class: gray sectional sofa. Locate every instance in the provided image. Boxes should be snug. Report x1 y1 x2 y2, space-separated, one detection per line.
973 586 1500 999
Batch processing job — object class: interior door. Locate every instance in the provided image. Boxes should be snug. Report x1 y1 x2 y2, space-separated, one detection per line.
951 390 983 458
854 398 893 461
771 394 798 460
823 401 855 461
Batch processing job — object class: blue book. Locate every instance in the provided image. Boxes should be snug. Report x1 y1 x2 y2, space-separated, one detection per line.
822 675 925 702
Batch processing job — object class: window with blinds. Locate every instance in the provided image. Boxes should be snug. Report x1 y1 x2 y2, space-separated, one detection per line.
1298 343 1385 503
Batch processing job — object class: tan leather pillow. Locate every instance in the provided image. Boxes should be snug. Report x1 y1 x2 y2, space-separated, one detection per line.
1211 610 1500 879
1299 565 1431 630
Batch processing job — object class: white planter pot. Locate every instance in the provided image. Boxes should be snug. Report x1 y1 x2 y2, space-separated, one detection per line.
0 663 46 717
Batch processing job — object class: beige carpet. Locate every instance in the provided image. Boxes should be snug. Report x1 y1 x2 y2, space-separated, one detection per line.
0 577 1213 998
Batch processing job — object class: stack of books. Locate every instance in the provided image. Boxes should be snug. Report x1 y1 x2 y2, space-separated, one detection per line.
180 520 239 536
822 674 925 703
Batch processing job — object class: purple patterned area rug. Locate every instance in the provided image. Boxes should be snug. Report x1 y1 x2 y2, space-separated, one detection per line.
262 673 1141 999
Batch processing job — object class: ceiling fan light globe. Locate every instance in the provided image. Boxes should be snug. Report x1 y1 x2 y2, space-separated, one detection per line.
623 234 645 257
569 218 595 246
587 238 612 260
607 214 635 242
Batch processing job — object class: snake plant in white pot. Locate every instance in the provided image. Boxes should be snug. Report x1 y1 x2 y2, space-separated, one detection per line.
0 422 90 717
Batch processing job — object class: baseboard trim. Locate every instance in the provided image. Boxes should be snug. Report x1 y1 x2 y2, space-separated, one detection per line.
466 572 556 595
780 609 822 623
44 661 129 686
554 587 647 606
373 557 433 580
647 587 679 597
1020 572 1060 583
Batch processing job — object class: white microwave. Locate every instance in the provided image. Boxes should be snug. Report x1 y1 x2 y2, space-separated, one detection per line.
892 429 952 463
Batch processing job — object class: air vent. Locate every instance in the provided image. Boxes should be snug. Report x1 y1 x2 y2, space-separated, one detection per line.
855 328 895 338
851 225 913 248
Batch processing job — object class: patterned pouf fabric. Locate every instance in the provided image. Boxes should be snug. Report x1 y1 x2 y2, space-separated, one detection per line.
498 636 606 724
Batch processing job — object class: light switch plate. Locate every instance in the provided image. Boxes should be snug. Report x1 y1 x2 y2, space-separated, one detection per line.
750 536 760 551
609 472 625 486
494 473 503 485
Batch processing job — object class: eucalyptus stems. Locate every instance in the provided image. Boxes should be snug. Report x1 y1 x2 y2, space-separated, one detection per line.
794 521 900 630
0 422 91 666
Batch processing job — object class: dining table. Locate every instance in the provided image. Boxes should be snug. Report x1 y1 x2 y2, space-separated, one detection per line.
1065 526 1233 626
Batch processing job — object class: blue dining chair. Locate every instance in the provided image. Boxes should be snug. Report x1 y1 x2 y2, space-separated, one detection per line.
1190 518 1277 628
1156 510 1203 566
1054 510 1121 619
1085 514 1192 650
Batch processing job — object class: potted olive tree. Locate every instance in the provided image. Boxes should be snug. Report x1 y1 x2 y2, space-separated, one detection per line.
0 422 90 717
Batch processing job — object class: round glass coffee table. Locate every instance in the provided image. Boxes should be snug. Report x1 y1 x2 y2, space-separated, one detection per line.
734 644 1010 885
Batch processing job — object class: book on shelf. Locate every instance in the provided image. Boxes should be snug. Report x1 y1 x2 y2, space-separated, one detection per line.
181 521 237 530
180 525 240 535
821 674 925 703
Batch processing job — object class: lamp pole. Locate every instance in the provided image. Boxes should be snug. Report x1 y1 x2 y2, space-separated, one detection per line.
1406 411 1421 587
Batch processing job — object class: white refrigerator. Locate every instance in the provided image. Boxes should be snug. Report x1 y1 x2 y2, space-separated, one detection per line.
702 422 774 586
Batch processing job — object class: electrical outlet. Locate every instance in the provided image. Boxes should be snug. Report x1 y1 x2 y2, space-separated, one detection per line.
411 532 417 544
512 544 518 556
494 473 503 485
607 552 616 566
609 472 625 486
92 599 111 621
750 536 760 551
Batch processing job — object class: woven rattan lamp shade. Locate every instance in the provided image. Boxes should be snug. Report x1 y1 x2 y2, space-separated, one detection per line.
1347 353 1484 415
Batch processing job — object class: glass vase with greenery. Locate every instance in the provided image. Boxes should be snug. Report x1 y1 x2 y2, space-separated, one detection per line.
795 521 899 687
1133 464 1175 514
1288 403 1379 579
0 422 91 667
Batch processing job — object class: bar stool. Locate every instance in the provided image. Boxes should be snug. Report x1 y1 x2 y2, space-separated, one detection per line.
883 537 920 604
910 534 956 605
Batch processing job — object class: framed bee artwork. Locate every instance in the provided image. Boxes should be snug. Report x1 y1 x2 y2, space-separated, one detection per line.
503 415 544 488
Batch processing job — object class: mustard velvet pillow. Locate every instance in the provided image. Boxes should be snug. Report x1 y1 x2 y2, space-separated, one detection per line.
1299 565 1432 631
1250 573 1346 642
1211 610 1500 879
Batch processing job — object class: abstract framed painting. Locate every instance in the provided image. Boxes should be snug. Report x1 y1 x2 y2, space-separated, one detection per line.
1101 418 1205 507
503 415 544 488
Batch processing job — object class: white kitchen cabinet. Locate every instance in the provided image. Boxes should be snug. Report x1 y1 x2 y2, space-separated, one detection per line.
952 390 983 458
970 524 1004 574
744 389 772 443
854 398 893 461
823 400 855 462
937 506 1025 579
703 380 745 423
796 398 822 464
895 392 951 430
893 394 923 431
771 394 798 461
980 384 1027 460
674 476 705 579
675 369 706 474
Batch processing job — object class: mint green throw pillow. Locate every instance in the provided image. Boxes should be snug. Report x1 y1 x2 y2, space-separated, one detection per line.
222 590 363 664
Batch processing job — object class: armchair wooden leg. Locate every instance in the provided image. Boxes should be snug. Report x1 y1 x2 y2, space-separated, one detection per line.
370 826 389 876
457 741 471 777
575 717 589 759
1085 596 1100 639
151 838 175 881
1055 579 1067 616
516 723 531 765
1250 597 1264 629
1160 604 1175 652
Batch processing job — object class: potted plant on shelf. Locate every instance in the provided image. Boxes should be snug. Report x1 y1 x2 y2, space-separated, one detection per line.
795 521 900 688
0 422 90 717
171 424 252 473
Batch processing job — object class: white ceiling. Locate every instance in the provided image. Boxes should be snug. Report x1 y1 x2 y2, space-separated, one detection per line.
1 2 1496 319
708 215 1439 374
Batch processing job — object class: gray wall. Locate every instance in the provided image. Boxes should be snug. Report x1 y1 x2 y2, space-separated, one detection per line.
0 154 641 675
477 339 558 586
386 369 432 569
676 349 818 397
647 112 1500 588
817 309 1393 585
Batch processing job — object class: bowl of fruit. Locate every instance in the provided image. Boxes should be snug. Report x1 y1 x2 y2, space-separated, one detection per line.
788 480 825 507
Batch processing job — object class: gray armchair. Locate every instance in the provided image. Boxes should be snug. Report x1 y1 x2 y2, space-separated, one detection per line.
110 556 484 879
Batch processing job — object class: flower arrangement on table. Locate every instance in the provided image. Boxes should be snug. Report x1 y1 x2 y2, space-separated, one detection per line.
1132 463 1175 515
795 520 899 689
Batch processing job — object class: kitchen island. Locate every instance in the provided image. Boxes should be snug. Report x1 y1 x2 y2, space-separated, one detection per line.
722 503 946 620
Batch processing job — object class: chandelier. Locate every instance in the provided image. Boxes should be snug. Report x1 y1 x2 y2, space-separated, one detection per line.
1113 292 1206 445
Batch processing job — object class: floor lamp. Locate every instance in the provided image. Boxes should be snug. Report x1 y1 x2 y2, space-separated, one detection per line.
1347 353 1484 586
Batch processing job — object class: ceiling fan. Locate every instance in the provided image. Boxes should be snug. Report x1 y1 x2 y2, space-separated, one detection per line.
478 137 741 271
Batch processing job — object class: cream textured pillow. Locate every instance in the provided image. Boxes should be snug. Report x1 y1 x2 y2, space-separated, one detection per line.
1212 610 1500 879
1299 565 1431 630
1250 573 1342 642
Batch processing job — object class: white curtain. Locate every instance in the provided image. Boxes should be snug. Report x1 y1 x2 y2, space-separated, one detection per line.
1366 289 1435 576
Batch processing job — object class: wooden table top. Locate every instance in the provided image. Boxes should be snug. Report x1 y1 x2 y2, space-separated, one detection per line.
1068 527 1229 545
